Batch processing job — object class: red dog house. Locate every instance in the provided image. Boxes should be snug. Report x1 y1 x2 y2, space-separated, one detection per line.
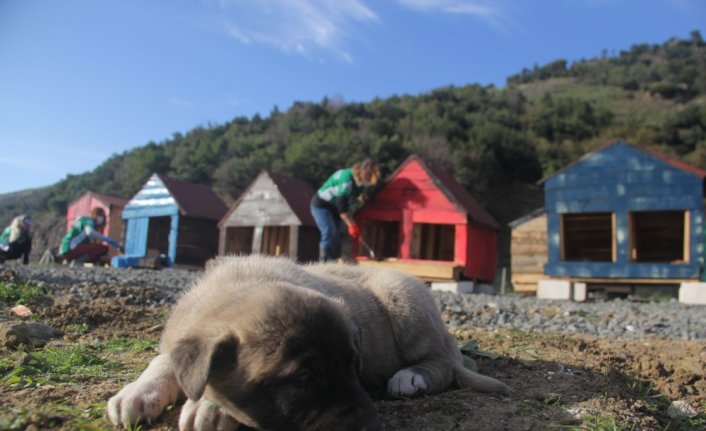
354 155 499 281
66 191 128 257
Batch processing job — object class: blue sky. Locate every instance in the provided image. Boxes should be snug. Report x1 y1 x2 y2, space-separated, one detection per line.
0 0 704 195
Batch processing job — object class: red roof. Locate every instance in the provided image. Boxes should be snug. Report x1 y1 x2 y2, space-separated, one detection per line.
159 174 227 221
391 155 500 230
69 191 128 208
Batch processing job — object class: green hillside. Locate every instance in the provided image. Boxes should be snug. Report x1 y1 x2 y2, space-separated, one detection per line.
2 31 705 265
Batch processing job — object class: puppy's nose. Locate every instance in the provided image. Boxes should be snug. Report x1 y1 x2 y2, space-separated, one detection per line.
360 416 382 431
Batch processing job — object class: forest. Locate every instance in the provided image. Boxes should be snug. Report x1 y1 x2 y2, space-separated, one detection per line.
2 31 705 260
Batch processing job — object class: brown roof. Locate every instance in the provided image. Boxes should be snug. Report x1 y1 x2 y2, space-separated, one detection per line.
267 171 317 226
158 174 227 221
391 155 500 230
539 139 706 184
219 170 316 227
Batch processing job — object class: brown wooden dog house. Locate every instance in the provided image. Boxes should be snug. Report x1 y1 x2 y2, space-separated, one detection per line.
219 170 319 261
354 155 499 281
509 208 547 294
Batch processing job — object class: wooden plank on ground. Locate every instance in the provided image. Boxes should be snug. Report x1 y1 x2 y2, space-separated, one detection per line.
356 259 460 281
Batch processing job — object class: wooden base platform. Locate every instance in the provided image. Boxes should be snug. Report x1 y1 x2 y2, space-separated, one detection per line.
355 258 461 281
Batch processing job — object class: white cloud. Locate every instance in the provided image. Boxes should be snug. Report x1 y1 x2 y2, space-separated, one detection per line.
394 0 510 31
168 98 195 108
211 0 378 63
203 0 513 61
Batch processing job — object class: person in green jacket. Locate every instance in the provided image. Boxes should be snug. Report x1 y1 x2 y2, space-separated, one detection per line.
310 158 380 261
61 207 121 265
0 214 32 265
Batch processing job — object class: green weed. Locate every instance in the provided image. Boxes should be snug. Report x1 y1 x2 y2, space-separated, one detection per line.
2 344 120 387
0 279 49 306
0 401 110 431
101 337 158 354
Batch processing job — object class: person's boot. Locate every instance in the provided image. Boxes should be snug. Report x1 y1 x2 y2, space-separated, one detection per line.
319 248 336 262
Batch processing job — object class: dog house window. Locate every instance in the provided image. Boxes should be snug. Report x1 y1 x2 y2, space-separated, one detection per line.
411 223 455 262
147 216 171 256
224 227 254 255
261 226 290 257
629 211 687 263
561 212 615 262
360 221 399 259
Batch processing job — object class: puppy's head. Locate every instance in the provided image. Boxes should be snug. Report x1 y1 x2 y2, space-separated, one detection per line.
170 283 380 431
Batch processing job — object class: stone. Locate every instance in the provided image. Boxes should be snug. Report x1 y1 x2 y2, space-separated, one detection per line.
667 400 697 419
0 321 59 349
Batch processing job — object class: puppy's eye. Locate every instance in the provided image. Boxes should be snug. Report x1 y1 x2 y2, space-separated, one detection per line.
294 370 315 384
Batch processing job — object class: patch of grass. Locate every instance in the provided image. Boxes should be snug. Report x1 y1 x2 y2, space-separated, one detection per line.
101 337 159 354
1 344 120 387
551 415 636 431
0 279 49 306
66 323 90 336
667 414 706 430
0 401 111 431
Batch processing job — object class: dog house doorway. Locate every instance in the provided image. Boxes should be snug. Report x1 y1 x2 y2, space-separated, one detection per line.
147 216 170 257
261 226 290 256
411 223 455 261
224 227 254 255
630 210 687 263
360 221 399 259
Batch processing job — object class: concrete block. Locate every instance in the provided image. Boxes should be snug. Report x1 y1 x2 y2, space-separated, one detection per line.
430 281 475 294
474 283 497 295
572 282 588 302
537 279 572 300
679 283 706 305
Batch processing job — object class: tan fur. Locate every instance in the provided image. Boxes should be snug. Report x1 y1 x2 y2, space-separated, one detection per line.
108 255 510 431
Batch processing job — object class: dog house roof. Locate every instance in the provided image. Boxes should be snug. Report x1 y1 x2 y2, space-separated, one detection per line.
152 174 227 220
219 170 316 227
389 155 500 230
539 139 706 184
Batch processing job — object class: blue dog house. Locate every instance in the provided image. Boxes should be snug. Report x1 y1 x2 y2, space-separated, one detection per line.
543 140 706 282
114 174 227 268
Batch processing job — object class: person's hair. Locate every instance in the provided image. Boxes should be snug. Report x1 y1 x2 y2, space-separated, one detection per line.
90 207 106 227
352 158 380 185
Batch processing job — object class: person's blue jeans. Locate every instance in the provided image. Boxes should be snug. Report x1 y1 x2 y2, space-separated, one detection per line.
310 204 341 259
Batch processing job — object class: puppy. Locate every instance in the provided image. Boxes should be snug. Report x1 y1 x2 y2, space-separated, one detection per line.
108 255 510 430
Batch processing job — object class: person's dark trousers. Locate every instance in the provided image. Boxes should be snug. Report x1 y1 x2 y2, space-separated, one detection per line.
62 243 109 263
0 241 31 264
310 204 342 261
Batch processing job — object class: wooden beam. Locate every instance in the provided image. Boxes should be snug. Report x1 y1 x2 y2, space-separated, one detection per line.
356 259 460 281
683 211 690 263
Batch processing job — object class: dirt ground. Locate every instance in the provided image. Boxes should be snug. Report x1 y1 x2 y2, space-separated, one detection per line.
2 295 705 431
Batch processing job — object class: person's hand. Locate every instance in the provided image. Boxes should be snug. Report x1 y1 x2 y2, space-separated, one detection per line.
347 224 361 239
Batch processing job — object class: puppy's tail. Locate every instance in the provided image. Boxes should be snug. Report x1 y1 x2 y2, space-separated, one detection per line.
454 364 512 394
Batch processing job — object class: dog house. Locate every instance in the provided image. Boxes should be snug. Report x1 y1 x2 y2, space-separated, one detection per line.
66 191 128 258
539 140 706 302
509 208 547 294
354 155 499 281
219 170 319 261
114 174 227 268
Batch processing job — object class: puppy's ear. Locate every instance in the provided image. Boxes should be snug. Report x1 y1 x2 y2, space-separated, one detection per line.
171 334 239 400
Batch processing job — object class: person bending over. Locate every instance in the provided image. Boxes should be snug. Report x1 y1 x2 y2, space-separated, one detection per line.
310 158 380 261
60 207 121 265
0 215 32 265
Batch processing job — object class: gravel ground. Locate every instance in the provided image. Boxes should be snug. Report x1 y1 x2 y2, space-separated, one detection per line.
6 263 706 341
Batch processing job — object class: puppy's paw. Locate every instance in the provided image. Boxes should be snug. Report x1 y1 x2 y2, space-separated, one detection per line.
178 398 240 431
107 379 180 427
387 368 428 397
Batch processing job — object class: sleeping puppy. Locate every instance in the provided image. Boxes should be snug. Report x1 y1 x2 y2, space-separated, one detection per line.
108 255 510 430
